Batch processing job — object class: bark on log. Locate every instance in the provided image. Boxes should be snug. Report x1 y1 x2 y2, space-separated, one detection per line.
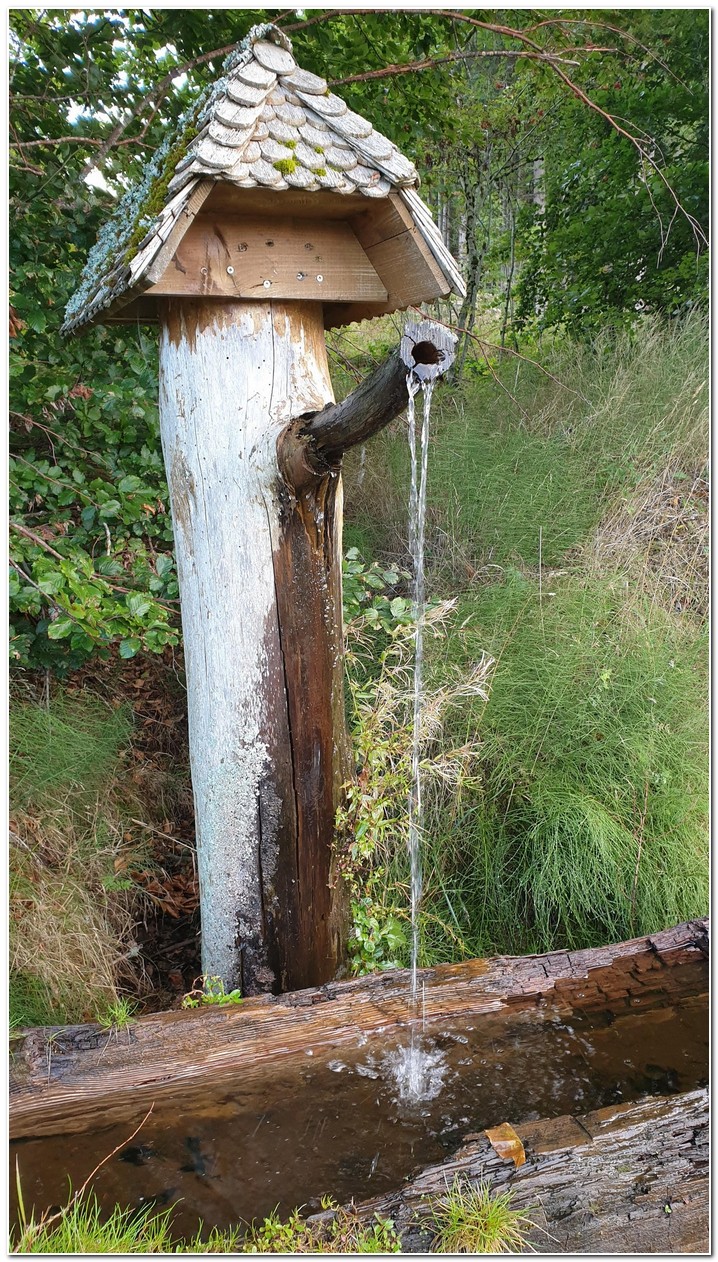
331 1088 708 1254
9 919 707 1140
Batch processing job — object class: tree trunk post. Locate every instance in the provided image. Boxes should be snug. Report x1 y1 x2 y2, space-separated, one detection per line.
159 300 454 994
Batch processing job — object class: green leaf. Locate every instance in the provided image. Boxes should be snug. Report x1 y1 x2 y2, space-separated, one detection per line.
36 572 65 596
46 616 74 640
98 499 121 519
119 637 141 658
155 554 173 577
95 556 124 577
126 593 151 618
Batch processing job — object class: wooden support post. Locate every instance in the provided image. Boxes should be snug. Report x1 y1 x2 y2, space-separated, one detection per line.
159 301 453 994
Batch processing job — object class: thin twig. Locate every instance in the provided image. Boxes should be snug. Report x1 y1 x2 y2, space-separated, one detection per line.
330 46 593 86
413 307 589 401
9 527 181 612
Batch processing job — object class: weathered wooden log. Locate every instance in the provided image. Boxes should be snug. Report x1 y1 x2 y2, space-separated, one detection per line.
159 303 454 996
279 319 457 477
329 1088 708 1254
9 919 707 1140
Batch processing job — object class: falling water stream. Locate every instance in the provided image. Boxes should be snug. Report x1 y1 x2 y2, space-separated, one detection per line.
395 369 437 1101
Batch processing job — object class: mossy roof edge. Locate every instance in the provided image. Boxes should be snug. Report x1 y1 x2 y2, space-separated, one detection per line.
61 23 283 334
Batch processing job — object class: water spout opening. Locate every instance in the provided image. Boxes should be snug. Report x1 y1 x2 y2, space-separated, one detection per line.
411 340 443 365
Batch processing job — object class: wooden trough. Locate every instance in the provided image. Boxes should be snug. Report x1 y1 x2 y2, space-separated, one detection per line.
9 920 708 1251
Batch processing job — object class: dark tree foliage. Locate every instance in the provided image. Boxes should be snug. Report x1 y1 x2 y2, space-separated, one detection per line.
514 10 708 332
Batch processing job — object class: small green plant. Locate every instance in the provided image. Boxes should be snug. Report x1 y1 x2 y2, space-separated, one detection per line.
348 894 406 976
181 975 243 1009
241 1200 401 1253
342 548 413 633
426 1178 537 1254
96 997 137 1030
11 1158 176 1255
272 157 298 175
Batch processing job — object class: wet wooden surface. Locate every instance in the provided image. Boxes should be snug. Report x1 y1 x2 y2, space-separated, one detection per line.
336 1087 709 1254
10 919 707 1139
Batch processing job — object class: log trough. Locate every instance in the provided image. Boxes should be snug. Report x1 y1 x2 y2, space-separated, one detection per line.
10 920 708 1252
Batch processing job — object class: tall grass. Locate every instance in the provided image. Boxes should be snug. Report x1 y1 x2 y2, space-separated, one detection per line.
343 315 708 961
9 691 142 1027
345 312 708 578
426 571 708 955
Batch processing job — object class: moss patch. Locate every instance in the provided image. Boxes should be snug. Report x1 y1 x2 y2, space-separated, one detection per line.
273 157 298 175
122 123 199 262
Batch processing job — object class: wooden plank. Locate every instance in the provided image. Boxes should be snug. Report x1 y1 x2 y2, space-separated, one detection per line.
138 180 214 288
364 230 450 306
350 193 415 249
338 1089 709 1254
148 214 387 302
351 191 454 307
202 184 370 219
323 300 399 329
9 920 708 1139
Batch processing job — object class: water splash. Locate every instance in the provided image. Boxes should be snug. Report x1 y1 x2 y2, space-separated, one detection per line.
384 1040 448 1106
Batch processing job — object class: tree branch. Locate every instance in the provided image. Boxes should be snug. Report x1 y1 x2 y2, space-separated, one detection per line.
330 46 606 87
280 9 706 250
278 321 455 491
422 9 707 248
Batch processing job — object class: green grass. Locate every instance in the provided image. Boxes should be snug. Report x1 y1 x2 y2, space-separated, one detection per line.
345 312 707 578
426 1178 537 1254
96 997 138 1030
11 1187 177 1254
10 1188 400 1255
10 692 132 812
9 689 141 1028
343 314 708 963
427 572 707 955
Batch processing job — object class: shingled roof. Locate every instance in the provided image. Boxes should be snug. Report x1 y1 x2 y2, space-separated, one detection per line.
63 23 465 334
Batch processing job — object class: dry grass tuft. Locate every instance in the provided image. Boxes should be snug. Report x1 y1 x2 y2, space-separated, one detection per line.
9 691 159 1027
10 807 141 1026
583 467 708 619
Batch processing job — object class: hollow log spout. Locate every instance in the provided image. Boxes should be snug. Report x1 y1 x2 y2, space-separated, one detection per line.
159 301 453 996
